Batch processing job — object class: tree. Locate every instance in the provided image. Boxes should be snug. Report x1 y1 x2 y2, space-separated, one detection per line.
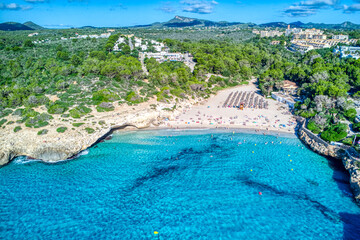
122 45 131 55
57 51 70 61
71 55 82 66
23 40 34 48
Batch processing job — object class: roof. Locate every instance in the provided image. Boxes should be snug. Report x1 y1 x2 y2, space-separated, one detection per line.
283 80 298 89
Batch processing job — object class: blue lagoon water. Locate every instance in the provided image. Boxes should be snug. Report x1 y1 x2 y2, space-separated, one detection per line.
1 129 360 239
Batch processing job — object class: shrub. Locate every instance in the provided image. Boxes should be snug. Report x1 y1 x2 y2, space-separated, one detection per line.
307 120 322 134
96 102 114 112
13 126 22 132
344 108 357 121
0 119 7 127
353 122 360 132
297 109 316 118
0 109 12 118
69 105 92 118
92 89 118 104
85 127 95 134
12 108 24 116
342 136 354 146
25 113 53 128
37 129 48 135
72 123 85 127
48 101 69 114
56 127 67 133
126 91 142 103
321 123 348 142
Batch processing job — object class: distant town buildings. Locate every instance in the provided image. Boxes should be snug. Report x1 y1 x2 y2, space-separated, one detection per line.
270 40 286 45
332 34 349 41
291 38 358 53
285 25 302 36
285 25 357 53
142 52 185 62
260 30 283 38
293 28 326 40
113 36 165 52
334 46 360 60
28 33 39 37
61 32 111 41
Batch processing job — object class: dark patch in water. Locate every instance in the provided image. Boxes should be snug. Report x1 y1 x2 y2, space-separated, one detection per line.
129 140 230 192
339 212 360 240
239 178 340 223
129 165 182 191
306 179 319 186
332 175 350 185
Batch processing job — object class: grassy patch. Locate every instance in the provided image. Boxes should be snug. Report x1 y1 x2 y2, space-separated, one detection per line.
0 119 7 127
96 106 114 112
0 109 13 118
56 127 68 133
13 126 22 132
85 127 95 134
25 113 53 128
69 105 92 118
72 123 85 127
37 129 48 135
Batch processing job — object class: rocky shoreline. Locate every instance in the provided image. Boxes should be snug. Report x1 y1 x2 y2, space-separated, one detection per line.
0 97 197 166
1 91 360 206
298 120 360 205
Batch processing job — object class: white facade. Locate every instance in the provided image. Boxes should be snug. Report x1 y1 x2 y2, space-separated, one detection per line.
28 33 39 37
332 35 349 41
271 92 296 108
334 46 360 60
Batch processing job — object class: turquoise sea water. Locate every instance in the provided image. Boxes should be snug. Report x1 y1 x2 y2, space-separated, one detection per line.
1 129 360 239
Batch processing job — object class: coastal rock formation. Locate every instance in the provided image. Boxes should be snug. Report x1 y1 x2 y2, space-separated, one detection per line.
342 156 360 203
298 123 360 204
0 98 194 166
298 128 342 159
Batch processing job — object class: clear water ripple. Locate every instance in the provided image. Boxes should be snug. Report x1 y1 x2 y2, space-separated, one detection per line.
1 129 360 240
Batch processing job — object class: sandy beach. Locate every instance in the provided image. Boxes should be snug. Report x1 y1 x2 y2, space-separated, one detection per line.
159 79 297 135
0 78 297 165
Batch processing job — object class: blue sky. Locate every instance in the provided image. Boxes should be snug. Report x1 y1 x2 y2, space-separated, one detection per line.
0 0 360 28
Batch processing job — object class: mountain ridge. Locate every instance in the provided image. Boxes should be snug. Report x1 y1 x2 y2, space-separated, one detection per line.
1 16 360 31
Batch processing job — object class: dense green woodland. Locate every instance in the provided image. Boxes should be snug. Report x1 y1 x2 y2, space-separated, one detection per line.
1 28 360 145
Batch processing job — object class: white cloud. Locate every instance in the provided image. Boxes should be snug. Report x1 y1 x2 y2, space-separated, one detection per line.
343 3 360 13
284 0 339 17
181 0 218 14
0 3 32 11
25 0 48 3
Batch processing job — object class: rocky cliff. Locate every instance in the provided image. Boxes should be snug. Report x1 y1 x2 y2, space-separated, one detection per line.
0 99 193 167
298 125 360 204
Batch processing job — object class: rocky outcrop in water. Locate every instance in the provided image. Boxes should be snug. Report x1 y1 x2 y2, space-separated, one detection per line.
342 156 360 203
298 122 360 204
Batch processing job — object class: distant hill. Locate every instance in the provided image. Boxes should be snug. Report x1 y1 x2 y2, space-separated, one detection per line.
0 22 33 31
0 21 45 31
2 17 360 31
79 26 98 29
23 21 44 30
259 22 288 28
131 16 360 30
261 21 360 30
133 16 244 28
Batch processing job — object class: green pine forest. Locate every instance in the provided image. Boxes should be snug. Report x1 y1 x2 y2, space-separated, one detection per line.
1 28 360 145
